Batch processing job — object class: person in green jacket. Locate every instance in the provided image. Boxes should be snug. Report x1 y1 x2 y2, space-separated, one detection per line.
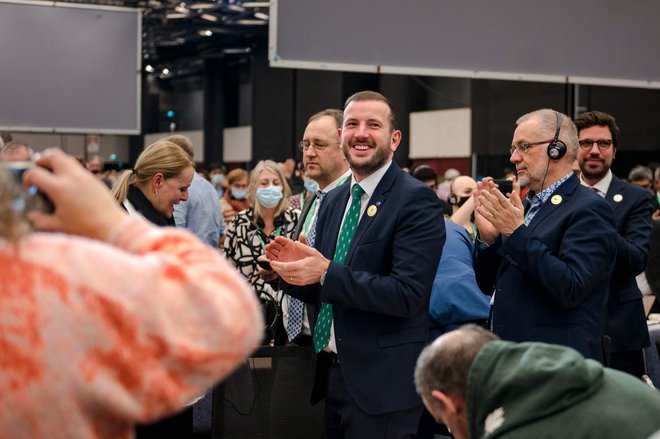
415 324 660 439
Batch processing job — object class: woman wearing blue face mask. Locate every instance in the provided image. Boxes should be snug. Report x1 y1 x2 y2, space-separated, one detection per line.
220 168 250 226
223 160 300 342
288 168 318 210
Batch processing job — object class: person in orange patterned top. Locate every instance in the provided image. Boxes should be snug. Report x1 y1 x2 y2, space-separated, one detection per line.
0 149 263 439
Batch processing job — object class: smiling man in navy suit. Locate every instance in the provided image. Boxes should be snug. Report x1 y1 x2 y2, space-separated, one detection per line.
473 109 616 363
266 91 445 438
575 111 653 377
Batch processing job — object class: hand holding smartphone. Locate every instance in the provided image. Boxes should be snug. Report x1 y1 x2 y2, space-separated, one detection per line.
0 161 55 213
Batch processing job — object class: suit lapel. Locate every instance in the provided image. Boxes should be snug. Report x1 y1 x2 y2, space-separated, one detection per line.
292 191 318 240
323 184 350 258
605 175 625 215
527 175 579 232
344 163 400 264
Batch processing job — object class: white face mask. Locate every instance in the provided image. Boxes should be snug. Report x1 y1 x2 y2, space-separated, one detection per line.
256 185 283 208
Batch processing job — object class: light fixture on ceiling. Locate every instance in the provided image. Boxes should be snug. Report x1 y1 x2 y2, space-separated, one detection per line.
254 11 269 20
234 19 267 25
174 4 189 13
242 2 269 7
166 12 188 19
201 13 219 22
198 29 213 37
145 65 155 72
162 68 170 75
190 2 217 9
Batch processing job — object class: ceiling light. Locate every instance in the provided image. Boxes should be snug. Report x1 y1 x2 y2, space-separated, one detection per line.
254 12 269 20
225 4 246 12
174 5 189 13
198 29 213 37
242 2 269 6
201 13 219 22
145 65 155 72
162 68 170 75
190 2 217 9
234 19 267 25
166 12 188 19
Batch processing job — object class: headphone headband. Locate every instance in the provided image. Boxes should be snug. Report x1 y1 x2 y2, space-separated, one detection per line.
547 112 567 160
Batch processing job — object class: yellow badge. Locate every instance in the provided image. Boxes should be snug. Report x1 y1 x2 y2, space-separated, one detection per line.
367 205 378 217
613 194 623 203
550 195 562 205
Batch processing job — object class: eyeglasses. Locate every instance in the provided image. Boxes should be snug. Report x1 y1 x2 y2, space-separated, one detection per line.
298 141 338 152
578 139 613 150
509 139 551 156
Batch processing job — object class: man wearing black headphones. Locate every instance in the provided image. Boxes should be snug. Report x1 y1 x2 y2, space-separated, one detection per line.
473 109 617 362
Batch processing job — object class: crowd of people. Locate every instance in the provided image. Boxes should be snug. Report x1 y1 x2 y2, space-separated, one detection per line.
2 93 660 439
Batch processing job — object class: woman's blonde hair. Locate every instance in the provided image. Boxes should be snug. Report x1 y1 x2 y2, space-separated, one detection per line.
111 140 194 203
248 160 291 224
0 170 32 241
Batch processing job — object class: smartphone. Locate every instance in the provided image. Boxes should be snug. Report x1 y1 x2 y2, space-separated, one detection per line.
257 259 272 271
492 179 513 195
0 161 55 213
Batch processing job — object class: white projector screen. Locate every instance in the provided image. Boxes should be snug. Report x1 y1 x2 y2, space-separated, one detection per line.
0 1 141 134
270 0 660 89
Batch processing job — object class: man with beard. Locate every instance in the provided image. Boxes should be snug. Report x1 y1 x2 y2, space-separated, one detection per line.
473 109 616 362
265 91 445 438
575 111 653 377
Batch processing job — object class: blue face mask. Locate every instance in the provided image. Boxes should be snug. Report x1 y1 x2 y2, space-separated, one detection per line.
256 186 283 208
231 187 247 200
211 174 224 185
304 179 319 193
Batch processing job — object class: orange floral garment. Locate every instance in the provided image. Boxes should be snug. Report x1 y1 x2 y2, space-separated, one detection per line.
0 218 262 439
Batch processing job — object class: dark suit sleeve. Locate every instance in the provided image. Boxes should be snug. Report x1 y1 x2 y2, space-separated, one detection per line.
613 190 653 277
499 198 616 309
474 236 503 295
321 185 445 317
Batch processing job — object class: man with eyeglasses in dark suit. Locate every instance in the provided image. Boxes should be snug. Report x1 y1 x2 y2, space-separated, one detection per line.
473 109 616 363
575 111 654 378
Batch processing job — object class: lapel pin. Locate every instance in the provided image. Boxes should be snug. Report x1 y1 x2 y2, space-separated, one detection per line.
613 194 623 203
367 205 378 217
550 195 562 205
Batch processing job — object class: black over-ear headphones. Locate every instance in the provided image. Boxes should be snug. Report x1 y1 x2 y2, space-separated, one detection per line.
547 112 567 160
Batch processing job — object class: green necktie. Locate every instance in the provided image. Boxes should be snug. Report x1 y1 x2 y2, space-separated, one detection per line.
313 184 364 353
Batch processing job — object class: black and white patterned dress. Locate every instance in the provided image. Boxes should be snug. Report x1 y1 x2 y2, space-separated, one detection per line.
223 207 300 298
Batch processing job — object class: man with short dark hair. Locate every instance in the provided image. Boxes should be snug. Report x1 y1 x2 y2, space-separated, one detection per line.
415 325 660 439
575 111 654 377
474 109 616 361
267 91 445 438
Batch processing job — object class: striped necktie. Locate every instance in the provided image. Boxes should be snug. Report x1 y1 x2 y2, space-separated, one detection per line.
286 191 325 341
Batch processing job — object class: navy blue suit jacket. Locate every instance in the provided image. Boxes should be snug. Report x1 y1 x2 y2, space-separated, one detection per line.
476 174 617 361
604 175 653 352
285 162 445 415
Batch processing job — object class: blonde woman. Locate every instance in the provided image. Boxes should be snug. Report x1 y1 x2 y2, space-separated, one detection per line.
224 160 300 309
112 140 194 226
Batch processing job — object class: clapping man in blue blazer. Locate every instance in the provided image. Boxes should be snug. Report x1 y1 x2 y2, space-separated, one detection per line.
266 91 445 438
575 111 653 377
473 109 616 362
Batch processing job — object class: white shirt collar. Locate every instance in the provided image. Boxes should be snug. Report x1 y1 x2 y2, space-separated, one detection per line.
580 170 612 197
350 160 392 199
322 168 352 194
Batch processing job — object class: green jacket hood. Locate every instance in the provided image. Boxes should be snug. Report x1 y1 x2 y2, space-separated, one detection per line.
466 340 603 439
